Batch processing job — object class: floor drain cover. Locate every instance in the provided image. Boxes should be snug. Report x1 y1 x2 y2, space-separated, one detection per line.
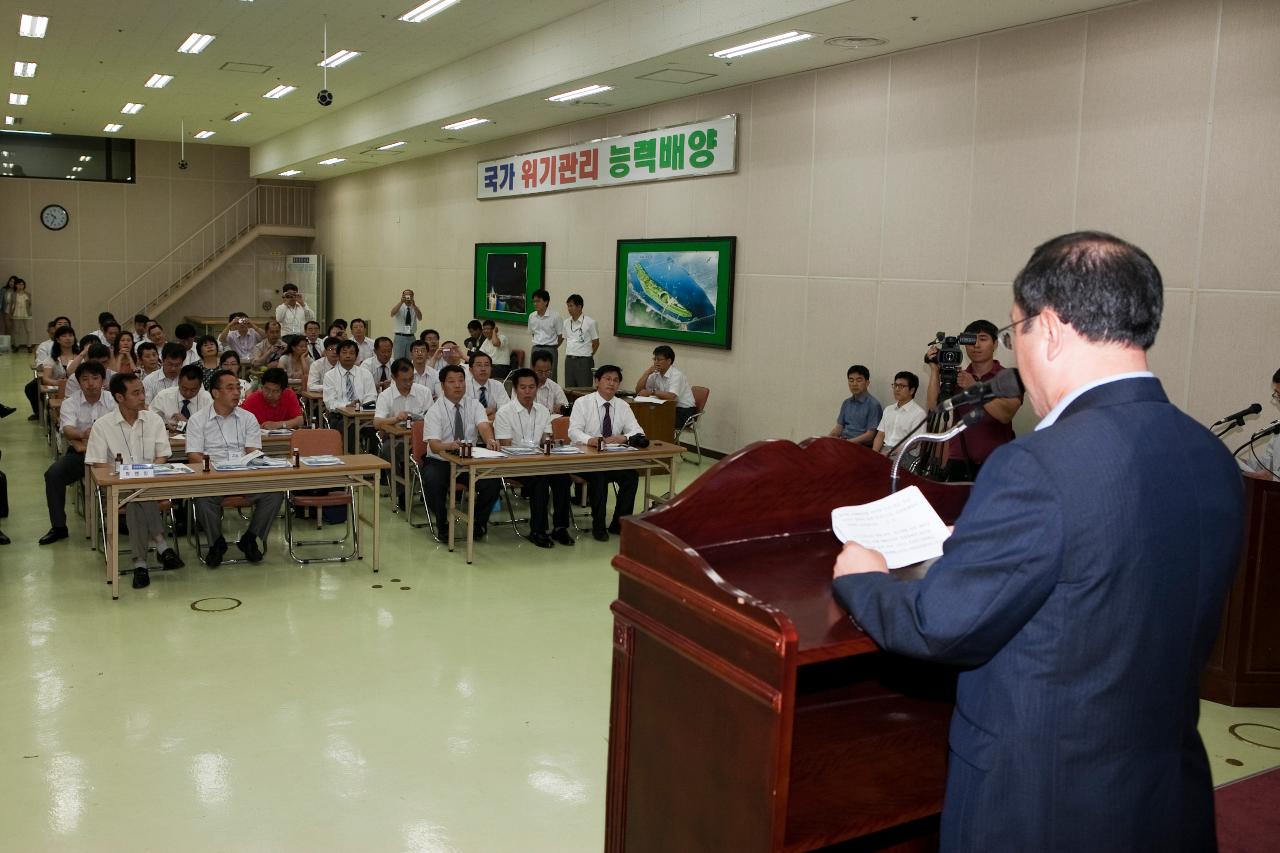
190 597 242 612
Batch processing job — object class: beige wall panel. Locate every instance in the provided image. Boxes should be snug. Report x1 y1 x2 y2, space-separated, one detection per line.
134 141 171 179
564 182 646 272
881 40 979 283
29 181 80 261
1186 291 1280 426
1075 0 1218 290
1147 288 1193 409
801 278 881 431
1198 0 1280 292
968 18 1085 283
125 180 171 264
31 259 80 329
734 274 807 443
170 179 215 247
742 74 815 277
693 86 752 238
647 176 697 239
648 96 698 130
873 281 966 406
77 182 127 262
605 108 654 138
213 180 257 216
171 142 214 181
213 146 250 182
809 59 889 281
80 261 127 316
0 179 31 256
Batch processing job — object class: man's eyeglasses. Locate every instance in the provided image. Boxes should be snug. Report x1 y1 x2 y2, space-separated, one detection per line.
891 382 911 389
997 313 1040 350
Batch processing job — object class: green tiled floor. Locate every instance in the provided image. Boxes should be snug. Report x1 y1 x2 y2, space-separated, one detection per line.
1 353 1275 851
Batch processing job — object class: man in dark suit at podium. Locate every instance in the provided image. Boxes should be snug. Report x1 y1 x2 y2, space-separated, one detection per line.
832 231 1244 853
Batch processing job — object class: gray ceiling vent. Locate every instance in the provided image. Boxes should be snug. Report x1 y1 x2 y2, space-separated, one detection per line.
220 62 272 74
636 69 717 85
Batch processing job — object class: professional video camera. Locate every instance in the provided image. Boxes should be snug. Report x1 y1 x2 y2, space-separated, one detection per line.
925 331 977 400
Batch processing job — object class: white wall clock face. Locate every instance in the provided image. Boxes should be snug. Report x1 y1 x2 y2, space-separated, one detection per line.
41 203 69 231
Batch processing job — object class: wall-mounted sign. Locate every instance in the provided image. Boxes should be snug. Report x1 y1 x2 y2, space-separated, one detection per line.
477 115 737 200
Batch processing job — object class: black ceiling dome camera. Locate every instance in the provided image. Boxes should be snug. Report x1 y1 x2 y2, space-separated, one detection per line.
317 89 333 107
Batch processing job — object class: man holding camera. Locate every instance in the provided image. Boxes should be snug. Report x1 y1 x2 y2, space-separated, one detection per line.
389 289 422 361
275 283 315 336
925 320 1021 481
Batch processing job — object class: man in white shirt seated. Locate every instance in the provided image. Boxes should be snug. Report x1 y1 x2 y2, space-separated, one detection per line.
421 364 502 542
173 323 200 366
303 320 324 361
186 369 283 567
872 371 928 456
479 319 513 379
409 339 440 400
143 343 187 403
307 336 341 390
636 345 697 429
86 373 183 587
494 368 574 548
374 358 434 509
532 349 569 415
218 312 263 361
465 352 509 417
323 339 378 450
250 320 288 369
361 336 396 390
569 364 646 542
349 318 375 363
151 364 213 432
40 361 116 545
274 283 315 336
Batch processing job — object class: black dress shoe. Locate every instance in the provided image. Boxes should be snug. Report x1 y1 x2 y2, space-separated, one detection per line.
205 537 227 567
607 520 622 535
159 548 184 570
551 528 574 546
131 567 151 589
474 524 487 538
529 532 554 549
0 404 16 418
0 529 10 545
38 527 69 545
237 534 264 563
592 529 609 542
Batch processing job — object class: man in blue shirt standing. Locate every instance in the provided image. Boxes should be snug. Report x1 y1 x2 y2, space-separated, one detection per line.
829 364 882 445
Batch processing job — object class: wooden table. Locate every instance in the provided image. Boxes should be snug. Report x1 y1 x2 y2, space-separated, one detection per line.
332 407 375 453
90 455 389 600
442 440 685 563
299 387 325 427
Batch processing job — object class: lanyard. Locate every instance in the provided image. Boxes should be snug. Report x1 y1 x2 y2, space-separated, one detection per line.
116 418 143 463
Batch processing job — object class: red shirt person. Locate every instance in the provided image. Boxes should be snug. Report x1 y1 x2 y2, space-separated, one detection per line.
240 367 304 429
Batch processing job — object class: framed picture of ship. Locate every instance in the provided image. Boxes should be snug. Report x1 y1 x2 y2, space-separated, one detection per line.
474 242 546 323
614 236 735 349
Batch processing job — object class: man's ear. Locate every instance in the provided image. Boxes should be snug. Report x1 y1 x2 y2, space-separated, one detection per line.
1040 308 1067 362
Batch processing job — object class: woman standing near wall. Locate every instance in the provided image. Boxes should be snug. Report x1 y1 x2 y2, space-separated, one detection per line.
0 276 15 339
8 279 31 352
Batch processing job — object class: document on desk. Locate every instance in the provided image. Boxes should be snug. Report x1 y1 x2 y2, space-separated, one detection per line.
830 486 951 569
602 444 637 452
550 446 585 455
213 450 289 471
301 455 342 466
264 429 294 436
468 447 506 460
632 395 664 405
501 446 542 456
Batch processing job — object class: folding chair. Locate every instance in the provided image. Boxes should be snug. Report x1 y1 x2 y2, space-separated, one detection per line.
405 420 467 535
552 415 598 532
190 496 267 565
284 429 360 563
675 385 711 464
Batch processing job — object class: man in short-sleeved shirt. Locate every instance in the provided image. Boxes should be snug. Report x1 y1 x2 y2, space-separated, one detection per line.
421 365 502 540
241 367 304 429
568 364 645 541
562 294 599 388
494 368 573 548
636 344 696 429
873 371 927 455
275 284 315 336
465 352 509 416
532 350 569 414
527 289 563 381
830 364 882 446
40 361 116 545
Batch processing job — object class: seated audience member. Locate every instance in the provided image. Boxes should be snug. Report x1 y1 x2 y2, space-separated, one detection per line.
219 313 262 361
349 318 375 363
307 336 341 389
569 364 645 541
462 320 484 358
326 322 345 341
135 341 160 377
494 368 573 548
40 361 115 545
152 364 213 431
479 319 513 379
924 319 1022 481
40 324 79 384
419 328 444 370
465 352 509 417
131 313 150 342
86 374 183 587
409 339 440 400
92 312 116 345
65 343 114 398
251 320 287 368
278 335 312 386
186 369 283 566
241 367 304 429
636 345 697 428
24 319 67 419
829 365 883 446
194 335 222 386
173 323 200 365
143 321 166 352
1239 368 1280 478
303 320 324 361
421 365 501 541
110 332 138 376
873 371 927 455
389 289 421 360
374 358 434 508
143 343 188 403
101 319 122 349
35 317 69 364
563 294 600 388
362 336 396 389
532 350 569 415
218 350 251 400
323 339 377 448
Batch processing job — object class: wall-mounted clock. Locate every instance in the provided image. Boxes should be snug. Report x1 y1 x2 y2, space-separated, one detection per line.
40 203 69 231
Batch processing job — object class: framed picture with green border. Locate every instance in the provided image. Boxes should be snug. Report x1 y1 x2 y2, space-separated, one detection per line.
474 242 546 323
614 236 735 349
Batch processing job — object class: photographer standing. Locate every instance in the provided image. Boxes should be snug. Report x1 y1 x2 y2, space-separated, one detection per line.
389 289 422 360
925 319 1021 481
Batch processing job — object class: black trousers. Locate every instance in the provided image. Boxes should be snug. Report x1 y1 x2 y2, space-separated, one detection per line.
675 406 697 430
45 449 85 529
25 377 39 416
582 469 638 531
420 458 501 533
525 474 570 534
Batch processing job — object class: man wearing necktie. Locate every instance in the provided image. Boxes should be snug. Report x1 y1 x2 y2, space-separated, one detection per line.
304 320 323 361
151 364 212 431
421 365 501 542
361 336 396 392
322 340 377 450
389 289 422 361
465 352 509 418
567 364 646 541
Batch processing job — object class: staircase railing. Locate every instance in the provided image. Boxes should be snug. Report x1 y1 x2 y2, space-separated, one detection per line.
106 183 314 319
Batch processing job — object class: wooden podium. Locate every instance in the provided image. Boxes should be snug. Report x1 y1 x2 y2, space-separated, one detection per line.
1201 472 1280 707
607 437 970 852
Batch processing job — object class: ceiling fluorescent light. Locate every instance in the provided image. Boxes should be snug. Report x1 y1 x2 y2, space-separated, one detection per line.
2 116 11 125
262 84 296 99
6 129 50 134
72 166 82 172
318 50 361 68
19 14 49 38
120 102 143 114
399 0 460 24
194 130 215 139
227 111 251 122
710 31 812 59
441 117 488 130
279 169 302 177
317 157 345 165
547 84 613 102
79 155 91 161
103 123 123 132
376 141 406 150
177 33 215 54
145 73 173 89
13 61 36 78
8 93 28 105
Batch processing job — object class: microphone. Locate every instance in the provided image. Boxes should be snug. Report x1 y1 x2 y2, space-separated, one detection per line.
937 368 1024 413
1253 419 1280 441
1212 403 1261 427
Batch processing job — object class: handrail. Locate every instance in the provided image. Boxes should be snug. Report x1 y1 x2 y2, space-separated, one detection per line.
106 183 314 319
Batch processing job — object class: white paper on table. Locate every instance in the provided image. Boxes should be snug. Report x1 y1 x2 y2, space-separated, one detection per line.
830 485 951 569
632 395 664 405
467 447 506 460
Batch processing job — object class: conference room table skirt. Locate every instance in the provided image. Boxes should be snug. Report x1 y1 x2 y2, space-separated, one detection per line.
90 455 390 600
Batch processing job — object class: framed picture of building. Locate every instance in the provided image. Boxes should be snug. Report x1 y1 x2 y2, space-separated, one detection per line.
614 236 735 349
474 242 546 322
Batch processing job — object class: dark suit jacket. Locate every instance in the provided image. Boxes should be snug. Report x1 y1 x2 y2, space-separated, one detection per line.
833 377 1243 852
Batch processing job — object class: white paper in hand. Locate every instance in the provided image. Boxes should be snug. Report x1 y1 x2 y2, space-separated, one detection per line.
830 485 951 569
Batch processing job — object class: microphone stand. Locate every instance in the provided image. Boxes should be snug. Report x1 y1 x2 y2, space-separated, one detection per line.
890 409 985 494
1232 423 1279 459
1214 417 1250 440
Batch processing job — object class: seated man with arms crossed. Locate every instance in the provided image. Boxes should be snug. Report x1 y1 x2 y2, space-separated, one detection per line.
872 371 927 456
241 367 305 430
829 364 882 446
465 351 509 418
151 364 213 432
494 368 574 549
532 350 569 415
569 364 645 542
185 369 283 567
39 361 115 545
86 373 183 587
421 365 502 542
373 358 434 510
636 345 697 428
